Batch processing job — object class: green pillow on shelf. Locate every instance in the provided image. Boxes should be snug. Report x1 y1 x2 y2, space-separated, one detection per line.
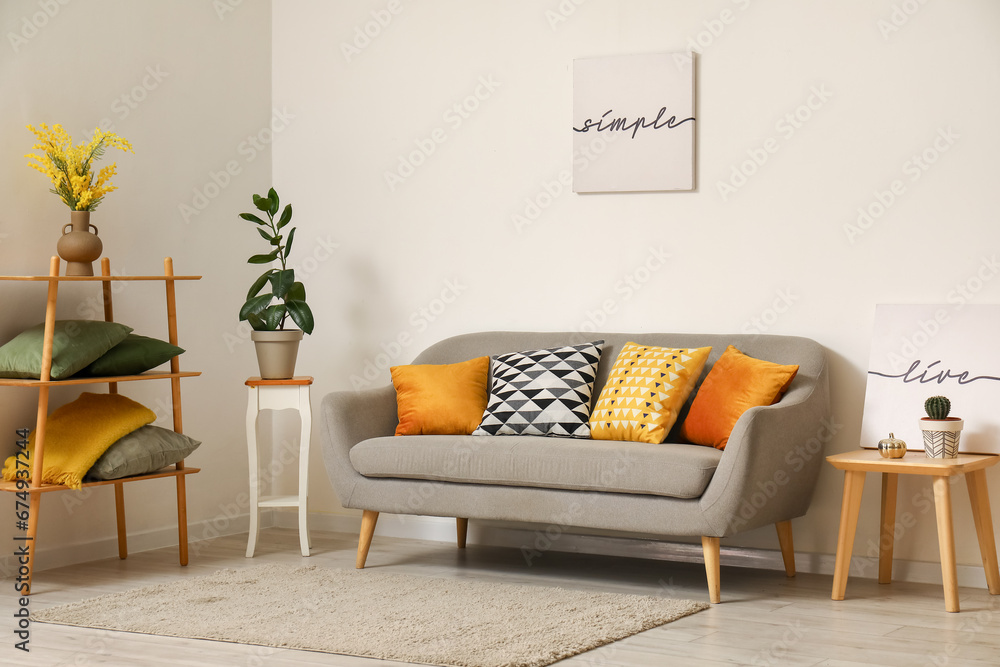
0 320 133 380
80 333 184 377
86 425 201 481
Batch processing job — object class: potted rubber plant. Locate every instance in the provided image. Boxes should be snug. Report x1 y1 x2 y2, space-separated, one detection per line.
919 395 963 459
238 188 315 379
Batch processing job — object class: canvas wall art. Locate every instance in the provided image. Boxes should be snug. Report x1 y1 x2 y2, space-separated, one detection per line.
572 52 696 193
860 303 1000 455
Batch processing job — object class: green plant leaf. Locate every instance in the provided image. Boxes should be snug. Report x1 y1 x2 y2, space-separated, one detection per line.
270 234 282 246
276 204 292 230
287 281 306 302
247 312 267 331
267 188 279 216
239 293 273 320
255 196 272 212
248 249 280 264
285 227 296 259
268 269 295 299
263 304 286 330
246 271 272 300
256 227 274 242
286 300 314 335
240 213 267 225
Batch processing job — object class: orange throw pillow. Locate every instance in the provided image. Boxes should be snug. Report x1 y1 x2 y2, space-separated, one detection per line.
679 346 799 450
391 356 490 436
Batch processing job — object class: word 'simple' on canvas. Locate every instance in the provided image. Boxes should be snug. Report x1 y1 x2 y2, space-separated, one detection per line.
572 52 696 193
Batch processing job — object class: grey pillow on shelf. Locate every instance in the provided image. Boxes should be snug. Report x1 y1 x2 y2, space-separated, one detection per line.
86 425 201 481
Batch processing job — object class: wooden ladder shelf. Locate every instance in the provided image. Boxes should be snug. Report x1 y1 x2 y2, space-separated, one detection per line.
0 256 201 594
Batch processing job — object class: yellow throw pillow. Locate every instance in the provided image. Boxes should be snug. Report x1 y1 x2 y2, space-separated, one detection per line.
391 356 490 436
2 392 156 489
679 345 799 450
589 344 712 444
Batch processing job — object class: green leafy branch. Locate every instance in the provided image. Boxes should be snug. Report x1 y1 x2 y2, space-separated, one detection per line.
238 188 315 334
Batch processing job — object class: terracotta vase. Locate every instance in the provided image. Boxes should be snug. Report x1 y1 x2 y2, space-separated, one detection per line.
57 211 103 276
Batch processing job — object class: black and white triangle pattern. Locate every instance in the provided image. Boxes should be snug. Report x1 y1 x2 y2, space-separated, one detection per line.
473 341 604 438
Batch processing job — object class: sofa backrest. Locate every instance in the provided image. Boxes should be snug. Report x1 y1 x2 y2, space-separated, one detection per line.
412 332 826 440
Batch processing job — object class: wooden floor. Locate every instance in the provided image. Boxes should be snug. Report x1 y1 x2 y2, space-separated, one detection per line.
5 527 1000 666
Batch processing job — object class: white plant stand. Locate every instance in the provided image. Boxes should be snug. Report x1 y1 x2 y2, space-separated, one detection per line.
245 375 313 557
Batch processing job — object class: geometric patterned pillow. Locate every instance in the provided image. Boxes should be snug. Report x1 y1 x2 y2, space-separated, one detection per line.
589 343 712 444
472 341 604 438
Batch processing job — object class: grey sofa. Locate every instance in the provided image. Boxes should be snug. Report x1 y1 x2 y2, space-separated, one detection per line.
320 332 830 603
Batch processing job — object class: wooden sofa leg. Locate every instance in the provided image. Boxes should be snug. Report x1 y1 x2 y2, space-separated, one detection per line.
775 520 796 577
456 518 468 549
702 536 721 604
356 510 379 569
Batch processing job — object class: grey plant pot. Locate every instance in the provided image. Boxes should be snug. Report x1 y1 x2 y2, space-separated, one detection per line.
251 330 304 379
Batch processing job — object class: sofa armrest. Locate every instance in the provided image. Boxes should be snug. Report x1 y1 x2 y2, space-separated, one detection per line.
699 363 833 536
319 384 398 508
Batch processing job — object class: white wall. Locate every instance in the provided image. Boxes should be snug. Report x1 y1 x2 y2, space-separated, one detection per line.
3 0 999 586
273 0 1000 575
0 0 273 573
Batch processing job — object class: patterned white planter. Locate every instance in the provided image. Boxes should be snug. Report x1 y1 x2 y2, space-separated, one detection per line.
919 418 963 459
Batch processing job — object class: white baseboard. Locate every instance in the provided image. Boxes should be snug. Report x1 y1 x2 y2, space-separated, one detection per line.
15 508 988 592
277 511 992 590
2 512 265 578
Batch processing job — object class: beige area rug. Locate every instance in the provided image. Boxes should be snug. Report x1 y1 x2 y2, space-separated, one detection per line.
34 564 707 667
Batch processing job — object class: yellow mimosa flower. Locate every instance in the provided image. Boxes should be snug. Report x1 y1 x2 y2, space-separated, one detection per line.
24 124 133 211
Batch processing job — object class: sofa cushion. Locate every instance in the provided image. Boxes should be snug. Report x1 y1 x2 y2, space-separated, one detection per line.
390 356 490 435
679 345 799 450
589 343 711 444
350 435 723 499
473 341 604 439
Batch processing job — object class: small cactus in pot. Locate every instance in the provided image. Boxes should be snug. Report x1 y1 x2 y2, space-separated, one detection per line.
924 396 951 420
919 395 962 459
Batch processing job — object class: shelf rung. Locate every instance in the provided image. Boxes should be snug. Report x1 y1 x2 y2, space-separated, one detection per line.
258 495 303 508
0 371 201 387
0 467 200 494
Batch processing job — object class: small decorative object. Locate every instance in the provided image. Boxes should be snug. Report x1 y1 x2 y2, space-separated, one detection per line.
238 188 315 379
25 123 132 276
877 432 907 459
57 211 102 276
920 395 963 459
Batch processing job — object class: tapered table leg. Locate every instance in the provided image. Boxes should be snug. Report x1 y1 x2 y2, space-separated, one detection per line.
932 476 959 612
879 472 898 584
966 468 1000 595
832 470 866 601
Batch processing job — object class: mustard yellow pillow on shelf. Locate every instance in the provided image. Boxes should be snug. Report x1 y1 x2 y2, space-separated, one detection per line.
679 345 799 450
390 356 490 436
1 392 156 489
589 343 712 444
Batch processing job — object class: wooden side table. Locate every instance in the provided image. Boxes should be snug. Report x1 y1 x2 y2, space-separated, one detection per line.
827 449 1000 612
245 376 313 558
